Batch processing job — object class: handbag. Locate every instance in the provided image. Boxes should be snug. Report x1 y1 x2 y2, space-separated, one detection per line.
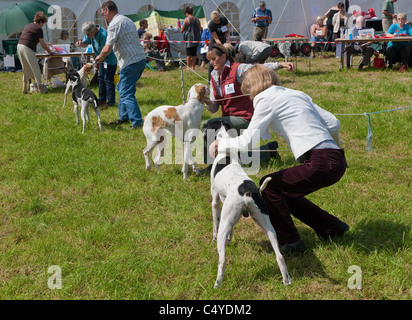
373 56 386 69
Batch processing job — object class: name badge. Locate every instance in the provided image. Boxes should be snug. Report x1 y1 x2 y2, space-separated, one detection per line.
221 26 228 33
225 83 235 94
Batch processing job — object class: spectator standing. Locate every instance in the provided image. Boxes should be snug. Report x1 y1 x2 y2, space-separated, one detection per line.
76 22 118 108
17 11 53 94
138 19 148 39
180 6 201 70
207 10 231 80
200 24 211 68
332 2 350 39
382 0 398 33
95 0 146 129
251 1 272 41
324 3 340 51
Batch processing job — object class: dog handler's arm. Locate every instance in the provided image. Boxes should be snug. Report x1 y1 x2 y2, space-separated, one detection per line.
95 45 113 64
205 84 220 113
218 98 274 153
209 140 219 159
39 38 53 55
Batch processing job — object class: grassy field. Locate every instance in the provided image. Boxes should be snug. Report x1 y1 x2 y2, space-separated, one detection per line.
0 55 411 300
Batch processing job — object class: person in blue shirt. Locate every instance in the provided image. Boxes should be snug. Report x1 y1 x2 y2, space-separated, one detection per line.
200 25 211 68
386 13 412 72
251 1 272 41
76 21 118 108
137 19 148 39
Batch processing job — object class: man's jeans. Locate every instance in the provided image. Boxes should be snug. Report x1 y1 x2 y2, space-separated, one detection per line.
98 63 117 106
117 59 146 127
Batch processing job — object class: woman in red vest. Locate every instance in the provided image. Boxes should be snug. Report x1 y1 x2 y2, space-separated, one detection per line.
201 43 294 166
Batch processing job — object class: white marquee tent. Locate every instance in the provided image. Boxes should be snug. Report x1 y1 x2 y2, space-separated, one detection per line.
1 0 411 52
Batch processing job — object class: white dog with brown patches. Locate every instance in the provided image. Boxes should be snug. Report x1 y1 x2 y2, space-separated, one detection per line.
210 122 291 288
143 83 209 180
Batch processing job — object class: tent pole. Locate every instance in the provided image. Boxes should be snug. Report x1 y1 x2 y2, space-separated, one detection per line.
179 53 185 104
270 0 290 38
300 0 310 37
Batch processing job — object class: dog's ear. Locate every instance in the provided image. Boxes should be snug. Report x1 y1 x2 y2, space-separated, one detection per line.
195 84 207 103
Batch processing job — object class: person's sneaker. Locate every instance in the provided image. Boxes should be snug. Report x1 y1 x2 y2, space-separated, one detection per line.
267 140 280 160
317 220 349 240
399 64 408 73
280 239 306 255
130 124 142 130
109 119 129 125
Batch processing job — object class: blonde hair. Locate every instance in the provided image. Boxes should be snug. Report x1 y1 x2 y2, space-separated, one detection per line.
316 16 324 22
241 64 281 100
398 12 407 20
211 10 221 23
143 32 152 39
355 15 365 29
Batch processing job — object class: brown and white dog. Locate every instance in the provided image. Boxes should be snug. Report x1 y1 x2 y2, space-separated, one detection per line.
62 63 93 107
143 83 209 179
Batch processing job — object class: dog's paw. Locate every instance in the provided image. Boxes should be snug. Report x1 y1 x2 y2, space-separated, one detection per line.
283 275 292 286
214 278 223 289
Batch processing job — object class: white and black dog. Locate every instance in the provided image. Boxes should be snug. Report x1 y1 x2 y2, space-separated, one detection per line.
65 69 102 133
210 122 291 288
62 63 93 108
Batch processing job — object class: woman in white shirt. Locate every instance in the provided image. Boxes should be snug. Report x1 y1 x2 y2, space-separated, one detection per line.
332 2 350 39
209 64 349 254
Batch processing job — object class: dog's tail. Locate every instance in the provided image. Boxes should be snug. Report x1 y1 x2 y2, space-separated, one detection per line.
91 97 98 111
238 179 271 217
259 177 272 192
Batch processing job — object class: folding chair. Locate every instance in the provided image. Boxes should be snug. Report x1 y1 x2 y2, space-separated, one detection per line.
154 33 169 65
145 55 157 71
2 39 21 69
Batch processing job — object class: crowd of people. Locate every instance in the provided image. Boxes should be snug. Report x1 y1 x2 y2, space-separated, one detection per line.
13 1 412 255
322 1 412 72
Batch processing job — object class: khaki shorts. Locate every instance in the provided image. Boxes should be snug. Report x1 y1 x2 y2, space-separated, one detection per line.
253 26 268 40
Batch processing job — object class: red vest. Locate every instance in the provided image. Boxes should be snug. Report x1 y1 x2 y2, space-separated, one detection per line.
211 62 254 121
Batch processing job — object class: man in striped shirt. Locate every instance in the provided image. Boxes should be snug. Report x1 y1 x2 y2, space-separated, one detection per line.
251 1 272 41
96 0 146 129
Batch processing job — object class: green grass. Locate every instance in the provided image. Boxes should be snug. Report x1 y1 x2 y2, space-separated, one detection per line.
0 56 411 300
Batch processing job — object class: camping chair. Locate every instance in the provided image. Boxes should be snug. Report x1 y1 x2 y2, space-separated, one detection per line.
383 42 410 69
2 39 21 69
154 33 169 64
144 35 168 71
145 55 157 71
309 24 330 58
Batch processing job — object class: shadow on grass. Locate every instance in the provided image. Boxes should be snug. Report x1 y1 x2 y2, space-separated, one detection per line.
253 229 339 284
342 218 410 253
